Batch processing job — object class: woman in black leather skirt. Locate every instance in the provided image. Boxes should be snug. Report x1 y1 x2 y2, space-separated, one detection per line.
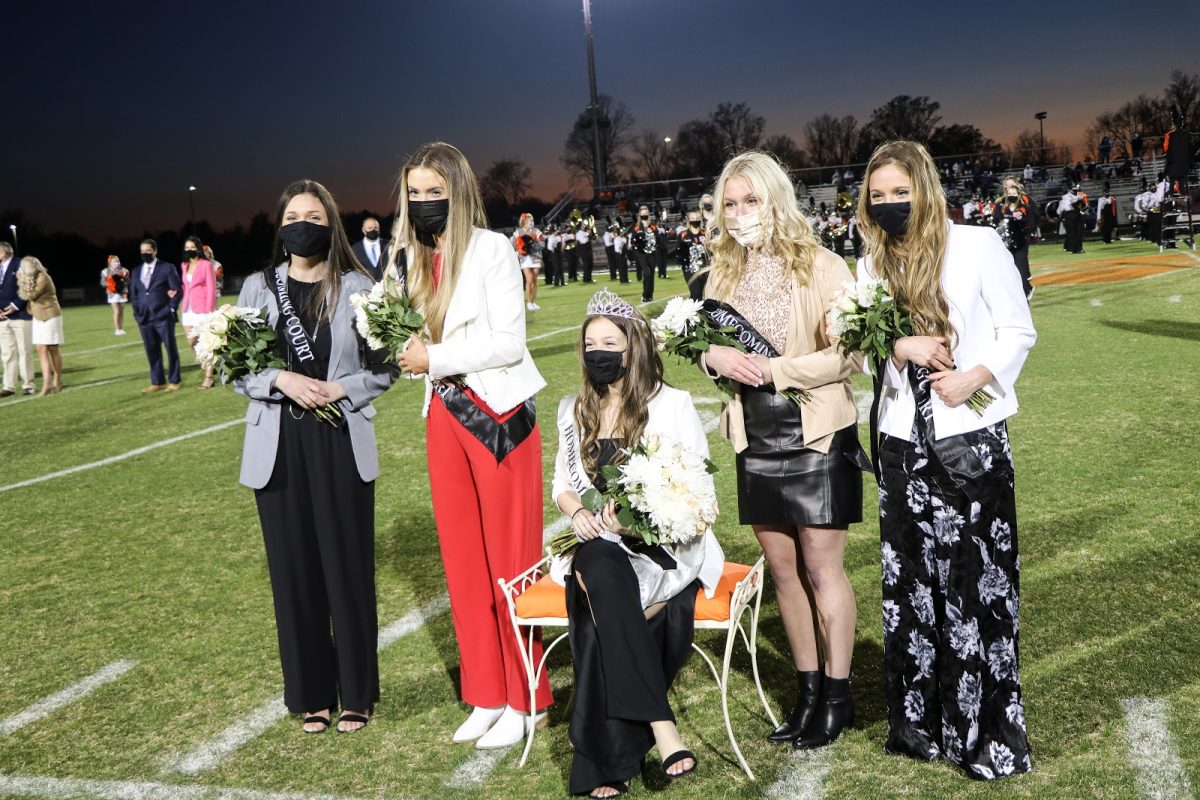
700 151 868 750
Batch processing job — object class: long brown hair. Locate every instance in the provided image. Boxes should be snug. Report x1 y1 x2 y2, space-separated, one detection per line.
856 140 953 342
705 150 824 300
389 142 488 343
574 311 664 478
268 179 370 326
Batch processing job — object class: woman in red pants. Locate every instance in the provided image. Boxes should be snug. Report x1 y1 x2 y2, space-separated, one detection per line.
393 142 551 749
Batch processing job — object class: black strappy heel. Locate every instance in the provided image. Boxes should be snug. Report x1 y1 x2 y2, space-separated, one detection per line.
661 749 698 780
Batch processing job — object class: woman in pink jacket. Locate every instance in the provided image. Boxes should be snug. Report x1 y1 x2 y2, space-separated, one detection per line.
180 235 218 388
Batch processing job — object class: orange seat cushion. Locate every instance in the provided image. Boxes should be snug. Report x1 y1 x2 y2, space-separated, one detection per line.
513 562 751 623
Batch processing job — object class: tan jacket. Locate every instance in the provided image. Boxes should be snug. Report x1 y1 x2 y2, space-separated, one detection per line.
22 272 62 321
704 246 862 454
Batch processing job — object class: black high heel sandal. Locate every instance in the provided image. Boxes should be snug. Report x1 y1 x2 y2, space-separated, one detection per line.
336 710 371 733
302 713 331 734
661 749 698 780
587 781 629 798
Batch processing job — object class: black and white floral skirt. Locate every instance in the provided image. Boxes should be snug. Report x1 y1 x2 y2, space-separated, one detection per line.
877 421 1032 780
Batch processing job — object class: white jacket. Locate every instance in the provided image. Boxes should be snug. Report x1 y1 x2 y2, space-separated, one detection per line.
550 385 725 608
858 224 1036 441
422 228 546 415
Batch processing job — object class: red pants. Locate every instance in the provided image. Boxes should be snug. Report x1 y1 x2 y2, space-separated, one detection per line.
427 392 552 712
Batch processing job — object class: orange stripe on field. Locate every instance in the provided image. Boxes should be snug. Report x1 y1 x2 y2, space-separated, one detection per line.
1035 252 1195 270
1033 264 1189 285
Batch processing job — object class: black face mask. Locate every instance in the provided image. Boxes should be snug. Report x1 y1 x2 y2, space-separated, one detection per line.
279 220 332 258
689 221 701 229
639 214 650 220
409 199 450 236
702 203 713 212
140 253 155 264
583 349 627 385
869 202 911 237
184 249 199 260
364 230 380 241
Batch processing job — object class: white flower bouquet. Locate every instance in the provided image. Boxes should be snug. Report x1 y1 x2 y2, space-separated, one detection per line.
548 433 719 557
827 278 993 415
193 304 343 426
348 273 425 359
652 296 810 406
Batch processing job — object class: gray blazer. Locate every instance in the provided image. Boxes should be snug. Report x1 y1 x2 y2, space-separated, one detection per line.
234 265 396 489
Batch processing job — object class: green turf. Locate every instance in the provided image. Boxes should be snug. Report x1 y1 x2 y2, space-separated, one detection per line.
0 242 1197 799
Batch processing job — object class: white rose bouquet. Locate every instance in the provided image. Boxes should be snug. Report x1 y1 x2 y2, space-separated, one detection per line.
548 433 719 557
827 278 993 415
349 273 425 360
193 304 343 426
651 296 810 406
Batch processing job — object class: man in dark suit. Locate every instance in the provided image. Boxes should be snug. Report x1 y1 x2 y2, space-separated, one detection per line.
0 241 36 396
351 216 391 281
129 238 182 393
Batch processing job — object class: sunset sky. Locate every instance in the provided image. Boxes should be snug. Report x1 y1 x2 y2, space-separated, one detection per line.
8 0 1197 242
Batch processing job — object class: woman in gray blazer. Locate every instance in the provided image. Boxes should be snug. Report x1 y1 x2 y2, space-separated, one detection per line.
235 179 395 735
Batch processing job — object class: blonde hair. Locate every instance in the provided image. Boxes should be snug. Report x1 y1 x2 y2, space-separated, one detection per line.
574 310 664 478
518 212 535 229
390 142 488 343
705 151 823 300
856 140 953 342
17 256 46 299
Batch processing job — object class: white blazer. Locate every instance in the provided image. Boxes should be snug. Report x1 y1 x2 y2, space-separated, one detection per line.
858 223 1036 441
550 385 725 608
421 228 546 415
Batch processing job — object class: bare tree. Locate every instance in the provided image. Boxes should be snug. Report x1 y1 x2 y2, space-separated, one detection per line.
667 119 727 179
479 158 533 208
561 94 635 186
761 134 809 171
803 114 859 166
1164 69 1200 131
630 129 670 182
856 95 942 159
710 102 765 154
1006 130 1072 167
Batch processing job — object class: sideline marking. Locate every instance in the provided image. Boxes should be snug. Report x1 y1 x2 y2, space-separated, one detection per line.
0 661 137 736
1121 697 1194 800
165 597 449 775
0 377 131 408
444 746 514 789
0 420 242 494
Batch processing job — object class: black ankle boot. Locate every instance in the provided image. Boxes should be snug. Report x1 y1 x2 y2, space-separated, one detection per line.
793 675 854 750
767 670 822 744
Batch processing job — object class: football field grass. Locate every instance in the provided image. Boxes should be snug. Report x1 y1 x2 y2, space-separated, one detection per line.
0 239 1197 799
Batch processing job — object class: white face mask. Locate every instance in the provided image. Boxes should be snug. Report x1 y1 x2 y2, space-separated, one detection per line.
726 210 769 247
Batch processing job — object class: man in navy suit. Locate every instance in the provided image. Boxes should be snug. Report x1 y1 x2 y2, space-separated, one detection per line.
129 238 182 393
0 241 36 396
350 216 392 282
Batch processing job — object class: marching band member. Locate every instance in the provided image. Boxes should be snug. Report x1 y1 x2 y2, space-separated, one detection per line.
675 207 709 300
1058 185 1085 253
994 178 1036 298
629 206 659 303
1096 186 1118 245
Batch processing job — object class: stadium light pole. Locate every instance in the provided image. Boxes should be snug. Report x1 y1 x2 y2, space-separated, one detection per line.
1035 112 1047 166
582 0 604 198
7 225 16 256
188 185 197 234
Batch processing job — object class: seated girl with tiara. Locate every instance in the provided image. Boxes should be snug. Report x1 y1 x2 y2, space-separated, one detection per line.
550 288 725 798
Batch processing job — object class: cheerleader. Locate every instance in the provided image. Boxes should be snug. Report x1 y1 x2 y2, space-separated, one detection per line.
392 142 552 749
551 290 724 797
101 255 130 335
512 212 543 311
857 140 1035 779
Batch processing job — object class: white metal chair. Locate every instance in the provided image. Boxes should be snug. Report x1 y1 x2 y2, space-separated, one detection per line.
497 553 778 779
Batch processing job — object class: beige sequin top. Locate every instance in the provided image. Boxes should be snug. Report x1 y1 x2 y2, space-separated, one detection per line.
730 246 792 353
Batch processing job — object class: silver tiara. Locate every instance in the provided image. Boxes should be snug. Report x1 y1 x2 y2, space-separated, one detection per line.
586 288 637 321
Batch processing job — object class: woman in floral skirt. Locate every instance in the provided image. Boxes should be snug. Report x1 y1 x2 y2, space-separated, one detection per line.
856 140 1037 779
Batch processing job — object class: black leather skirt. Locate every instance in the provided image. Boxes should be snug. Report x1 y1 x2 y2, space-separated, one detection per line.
736 384 869 528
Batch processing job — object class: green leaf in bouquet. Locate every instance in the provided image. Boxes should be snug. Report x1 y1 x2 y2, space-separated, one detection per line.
254 338 268 351
704 458 719 475
599 465 622 484
616 504 635 529
580 488 603 512
402 310 424 327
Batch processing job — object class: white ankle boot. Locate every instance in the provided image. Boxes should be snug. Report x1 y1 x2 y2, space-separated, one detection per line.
451 705 505 743
474 705 547 750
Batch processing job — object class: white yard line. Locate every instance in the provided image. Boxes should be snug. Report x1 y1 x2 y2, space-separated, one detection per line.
1121 697 1194 800
0 773 373 800
766 748 833 800
443 746 514 789
65 341 141 357
0 661 137 736
164 596 450 776
0 420 242 494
